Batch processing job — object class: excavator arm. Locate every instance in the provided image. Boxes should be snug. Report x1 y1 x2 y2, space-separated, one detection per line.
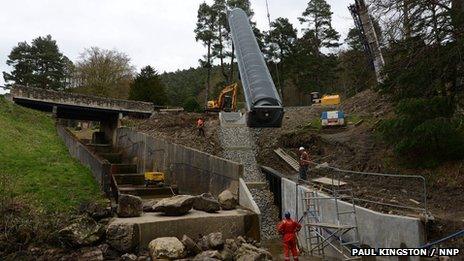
206 83 238 112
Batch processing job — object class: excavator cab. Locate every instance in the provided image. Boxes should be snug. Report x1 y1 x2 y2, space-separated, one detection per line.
206 83 238 112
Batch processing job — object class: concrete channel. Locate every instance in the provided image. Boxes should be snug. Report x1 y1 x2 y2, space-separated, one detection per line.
57 124 262 249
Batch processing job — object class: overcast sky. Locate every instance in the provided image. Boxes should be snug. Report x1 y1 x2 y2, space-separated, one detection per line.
0 0 354 93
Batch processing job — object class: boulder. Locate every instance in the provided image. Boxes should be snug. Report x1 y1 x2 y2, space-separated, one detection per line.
148 237 186 259
207 232 224 250
153 195 195 216
106 223 136 252
79 201 112 220
117 194 143 218
193 193 221 213
58 216 104 246
120 253 137 261
182 234 202 255
218 190 237 210
97 243 119 260
197 232 224 251
193 250 222 261
235 243 272 261
78 247 104 261
142 200 158 212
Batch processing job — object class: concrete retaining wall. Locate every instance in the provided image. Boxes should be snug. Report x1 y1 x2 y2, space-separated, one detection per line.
282 178 425 260
115 127 242 197
57 125 110 194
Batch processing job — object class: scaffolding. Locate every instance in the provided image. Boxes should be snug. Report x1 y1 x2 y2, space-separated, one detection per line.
300 181 361 260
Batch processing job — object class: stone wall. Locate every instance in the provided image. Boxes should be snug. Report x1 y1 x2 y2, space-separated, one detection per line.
281 178 425 261
115 127 242 197
11 85 153 113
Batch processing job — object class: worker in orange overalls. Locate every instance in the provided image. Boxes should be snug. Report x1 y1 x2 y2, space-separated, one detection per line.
277 211 302 261
196 117 205 137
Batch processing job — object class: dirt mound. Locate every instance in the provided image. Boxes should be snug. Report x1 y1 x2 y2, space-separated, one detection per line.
133 112 222 156
342 89 393 117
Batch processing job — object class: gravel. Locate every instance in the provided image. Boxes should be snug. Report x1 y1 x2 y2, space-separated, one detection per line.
219 116 280 239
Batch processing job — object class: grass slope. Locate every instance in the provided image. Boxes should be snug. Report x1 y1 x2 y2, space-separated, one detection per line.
0 97 101 212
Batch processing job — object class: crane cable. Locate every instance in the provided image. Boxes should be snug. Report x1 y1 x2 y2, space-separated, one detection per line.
265 0 283 102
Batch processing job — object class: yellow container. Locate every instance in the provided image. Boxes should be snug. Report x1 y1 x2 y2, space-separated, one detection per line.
321 95 341 105
144 171 165 182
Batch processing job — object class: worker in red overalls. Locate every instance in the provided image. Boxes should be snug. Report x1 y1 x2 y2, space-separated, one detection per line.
277 211 302 260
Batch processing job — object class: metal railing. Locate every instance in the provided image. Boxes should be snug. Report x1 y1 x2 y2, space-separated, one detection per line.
312 164 428 215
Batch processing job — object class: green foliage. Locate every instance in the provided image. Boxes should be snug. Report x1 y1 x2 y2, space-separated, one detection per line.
379 97 464 166
299 0 340 50
129 66 167 106
183 97 202 112
0 96 102 212
3 35 73 90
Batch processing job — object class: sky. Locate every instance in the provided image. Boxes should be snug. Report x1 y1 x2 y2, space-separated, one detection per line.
0 0 354 94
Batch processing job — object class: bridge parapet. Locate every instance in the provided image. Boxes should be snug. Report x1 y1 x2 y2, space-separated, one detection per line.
11 85 154 114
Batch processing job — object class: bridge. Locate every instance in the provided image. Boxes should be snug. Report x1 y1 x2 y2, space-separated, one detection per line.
10 85 153 142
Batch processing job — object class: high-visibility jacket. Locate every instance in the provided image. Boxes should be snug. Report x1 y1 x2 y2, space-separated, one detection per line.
197 118 204 128
277 218 302 243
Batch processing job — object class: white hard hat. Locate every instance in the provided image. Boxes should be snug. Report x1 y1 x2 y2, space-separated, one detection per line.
299 147 305 151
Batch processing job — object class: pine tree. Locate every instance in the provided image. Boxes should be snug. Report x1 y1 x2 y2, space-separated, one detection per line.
129 66 167 106
299 0 340 51
265 18 298 101
3 35 73 90
194 3 217 106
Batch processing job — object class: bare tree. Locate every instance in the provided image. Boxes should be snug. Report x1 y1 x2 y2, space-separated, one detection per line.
73 47 135 99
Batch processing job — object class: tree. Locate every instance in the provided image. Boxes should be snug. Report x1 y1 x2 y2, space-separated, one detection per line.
183 97 202 112
195 3 217 106
129 66 167 106
299 0 340 51
3 35 73 90
73 47 135 99
265 18 298 100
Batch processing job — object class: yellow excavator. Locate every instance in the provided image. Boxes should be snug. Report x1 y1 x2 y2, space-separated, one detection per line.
206 83 238 112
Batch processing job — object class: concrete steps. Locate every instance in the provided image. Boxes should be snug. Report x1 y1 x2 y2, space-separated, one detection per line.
119 185 178 197
100 152 123 164
88 144 114 154
113 173 145 185
110 164 138 174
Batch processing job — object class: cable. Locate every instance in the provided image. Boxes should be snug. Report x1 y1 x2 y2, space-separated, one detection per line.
264 0 283 102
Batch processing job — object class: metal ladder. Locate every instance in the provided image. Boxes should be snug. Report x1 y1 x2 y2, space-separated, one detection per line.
301 183 362 260
302 189 325 257
332 186 361 260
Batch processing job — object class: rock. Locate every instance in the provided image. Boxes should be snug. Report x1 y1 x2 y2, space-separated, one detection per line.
207 232 224 250
78 247 104 261
117 194 143 218
142 200 158 212
106 223 136 252
148 237 186 259
235 243 272 261
58 216 104 246
182 234 201 255
79 201 112 220
193 193 221 213
225 239 239 252
197 232 224 251
97 243 119 259
153 195 195 216
218 190 237 210
220 247 235 261
193 250 222 261
137 256 151 261
121 253 138 261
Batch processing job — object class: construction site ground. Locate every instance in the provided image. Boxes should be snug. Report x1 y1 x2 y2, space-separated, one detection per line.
132 90 464 246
